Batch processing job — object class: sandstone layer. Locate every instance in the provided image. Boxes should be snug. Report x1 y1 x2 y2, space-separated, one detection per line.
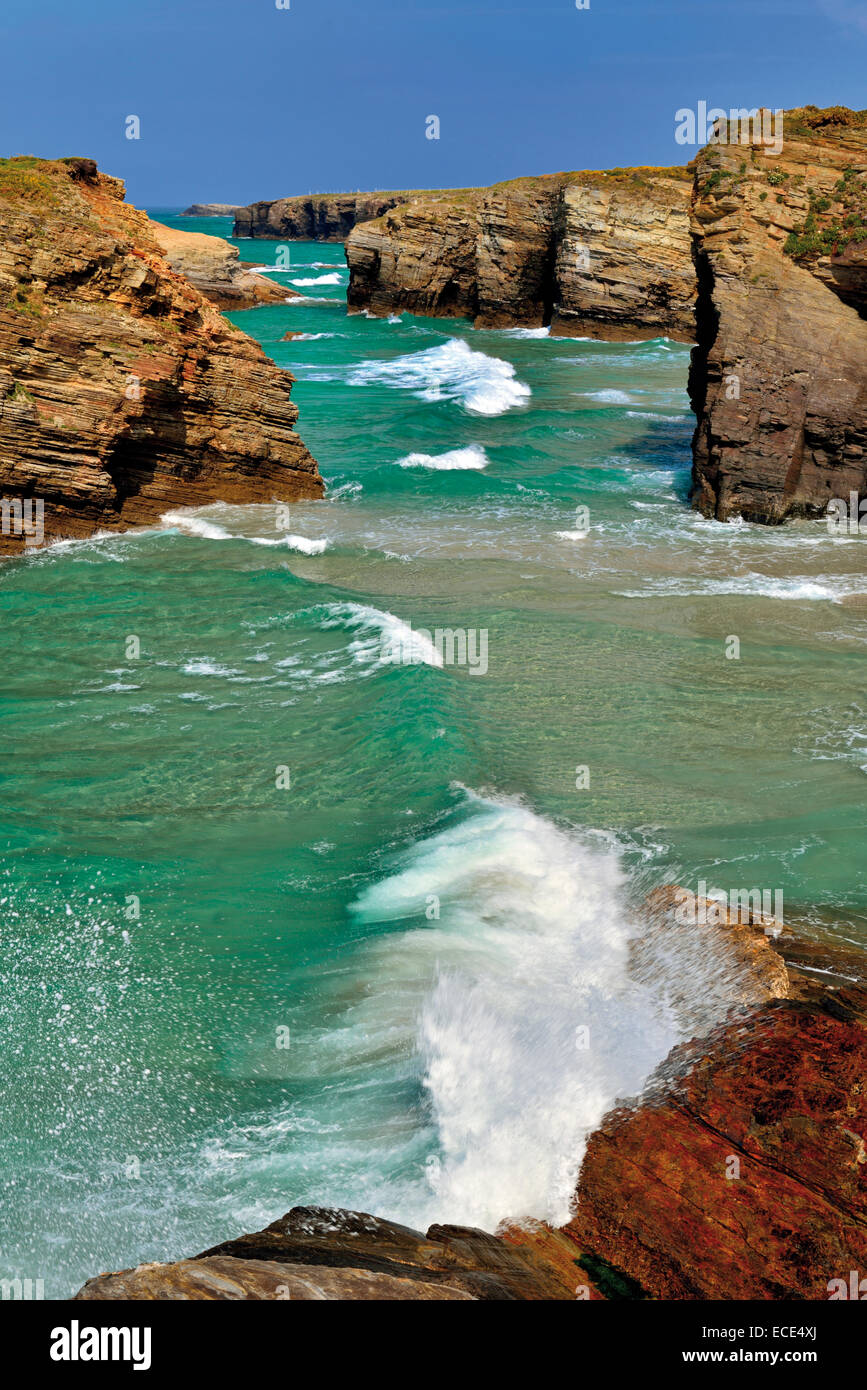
345 169 696 339
149 220 295 310
689 105 867 522
233 193 413 242
0 156 322 555
74 890 866 1301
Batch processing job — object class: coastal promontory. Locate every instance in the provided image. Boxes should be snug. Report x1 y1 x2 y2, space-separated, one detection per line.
0 156 322 554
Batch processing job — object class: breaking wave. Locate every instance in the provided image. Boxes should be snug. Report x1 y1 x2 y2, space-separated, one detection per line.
347 338 531 416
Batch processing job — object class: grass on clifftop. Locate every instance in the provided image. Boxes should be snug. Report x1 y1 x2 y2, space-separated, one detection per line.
0 156 60 204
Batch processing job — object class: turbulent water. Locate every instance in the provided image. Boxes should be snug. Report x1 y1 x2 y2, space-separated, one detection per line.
2 215 866 1295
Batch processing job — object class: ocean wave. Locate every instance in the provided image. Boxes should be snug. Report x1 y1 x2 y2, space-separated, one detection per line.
182 659 242 678
347 338 531 416
397 445 489 471
616 574 867 603
249 534 330 554
495 326 551 339
160 510 328 553
290 273 344 287
161 510 232 540
308 601 444 672
582 389 633 404
347 790 754 1230
625 410 688 422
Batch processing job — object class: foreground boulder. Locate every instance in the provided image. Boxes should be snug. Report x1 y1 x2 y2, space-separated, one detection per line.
689 105 867 522
346 169 695 340
75 1208 589 1301
0 156 322 554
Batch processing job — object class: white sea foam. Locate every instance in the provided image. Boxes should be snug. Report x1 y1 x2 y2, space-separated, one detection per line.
397 445 489 471
160 510 327 553
182 659 242 678
347 791 748 1230
618 573 867 603
290 273 343 287
496 326 551 339
161 511 232 540
583 389 633 404
313 601 444 671
625 410 687 421
249 534 329 554
348 338 531 416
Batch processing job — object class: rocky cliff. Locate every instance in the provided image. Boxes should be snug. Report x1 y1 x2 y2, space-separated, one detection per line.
149 220 296 310
689 106 867 523
73 889 866 1301
233 193 413 242
181 203 243 217
0 157 322 554
345 169 696 339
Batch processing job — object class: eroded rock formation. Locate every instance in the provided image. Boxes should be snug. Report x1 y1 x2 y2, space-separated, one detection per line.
181 203 243 217
149 220 295 310
689 106 867 522
73 890 866 1301
0 156 322 554
345 170 696 339
233 193 412 242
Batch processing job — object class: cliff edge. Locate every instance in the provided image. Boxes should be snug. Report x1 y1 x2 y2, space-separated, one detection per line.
0 156 322 554
689 105 867 522
345 169 696 340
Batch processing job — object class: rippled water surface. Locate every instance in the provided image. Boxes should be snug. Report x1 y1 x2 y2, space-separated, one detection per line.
2 217 865 1294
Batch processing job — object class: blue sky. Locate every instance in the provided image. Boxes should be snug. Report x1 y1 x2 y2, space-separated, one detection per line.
1 0 864 206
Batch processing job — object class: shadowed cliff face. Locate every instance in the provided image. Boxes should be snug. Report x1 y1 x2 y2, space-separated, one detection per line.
345 170 696 340
233 193 411 241
689 106 867 523
0 157 322 554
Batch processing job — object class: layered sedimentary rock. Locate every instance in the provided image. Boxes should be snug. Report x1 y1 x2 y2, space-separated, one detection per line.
75 1207 588 1301
345 170 696 340
569 970 867 1299
689 105 867 522
0 156 321 554
234 193 412 242
149 220 295 310
75 889 866 1301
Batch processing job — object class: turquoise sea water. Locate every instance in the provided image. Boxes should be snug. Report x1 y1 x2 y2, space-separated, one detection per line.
2 214 866 1295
